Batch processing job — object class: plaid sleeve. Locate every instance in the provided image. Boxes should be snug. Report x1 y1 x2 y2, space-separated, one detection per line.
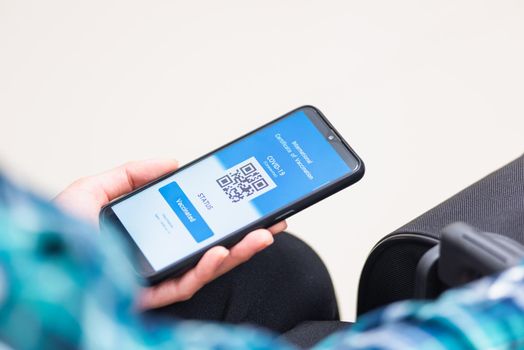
0 174 296 350
315 262 524 349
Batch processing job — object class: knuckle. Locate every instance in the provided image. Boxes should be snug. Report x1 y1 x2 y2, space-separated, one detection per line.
70 176 91 188
178 291 194 301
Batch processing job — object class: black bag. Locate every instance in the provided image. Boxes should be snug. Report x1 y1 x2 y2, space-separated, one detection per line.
357 154 524 316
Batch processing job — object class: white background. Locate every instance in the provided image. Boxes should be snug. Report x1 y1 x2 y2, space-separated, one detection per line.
1 1 523 320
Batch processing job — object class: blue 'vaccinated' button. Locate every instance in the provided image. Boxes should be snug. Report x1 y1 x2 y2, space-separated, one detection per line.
159 182 214 243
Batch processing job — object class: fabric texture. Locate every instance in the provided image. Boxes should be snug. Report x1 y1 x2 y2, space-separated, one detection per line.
150 232 340 335
358 154 524 315
396 153 524 241
282 321 352 349
1 173 524 349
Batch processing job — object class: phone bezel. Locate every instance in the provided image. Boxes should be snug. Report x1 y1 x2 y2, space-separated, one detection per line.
100 105 365 284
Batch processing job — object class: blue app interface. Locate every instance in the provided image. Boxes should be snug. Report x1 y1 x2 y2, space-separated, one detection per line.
113 110 353 271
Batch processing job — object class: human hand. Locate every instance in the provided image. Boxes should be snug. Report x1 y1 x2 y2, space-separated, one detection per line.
54 159 287 309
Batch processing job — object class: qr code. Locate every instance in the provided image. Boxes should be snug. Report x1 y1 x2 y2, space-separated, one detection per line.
216 157 276 203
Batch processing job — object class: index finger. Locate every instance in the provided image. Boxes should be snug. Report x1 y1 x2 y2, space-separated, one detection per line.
74 159 179 205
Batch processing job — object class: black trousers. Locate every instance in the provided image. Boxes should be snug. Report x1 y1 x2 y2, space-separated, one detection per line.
148 233 351 348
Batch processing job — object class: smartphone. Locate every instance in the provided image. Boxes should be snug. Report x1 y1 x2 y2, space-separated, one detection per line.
100 106 364 284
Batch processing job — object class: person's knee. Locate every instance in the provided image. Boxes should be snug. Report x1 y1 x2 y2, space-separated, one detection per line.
149 232 339 332
264 233 339 321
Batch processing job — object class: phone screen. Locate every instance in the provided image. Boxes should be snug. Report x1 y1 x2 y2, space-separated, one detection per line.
112 108 357 272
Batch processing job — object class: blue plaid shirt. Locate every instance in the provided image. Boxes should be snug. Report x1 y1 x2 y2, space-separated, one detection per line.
1 174 523 349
